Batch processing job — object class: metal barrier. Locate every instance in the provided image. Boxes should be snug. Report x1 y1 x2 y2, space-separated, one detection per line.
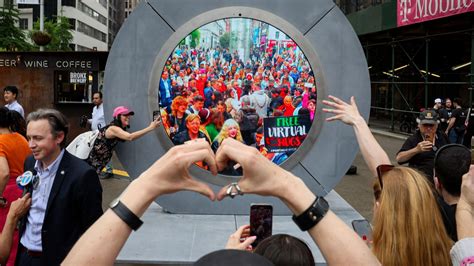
370 106 421 133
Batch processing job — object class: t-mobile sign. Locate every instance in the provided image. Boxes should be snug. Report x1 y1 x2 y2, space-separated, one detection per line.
397 0 474 27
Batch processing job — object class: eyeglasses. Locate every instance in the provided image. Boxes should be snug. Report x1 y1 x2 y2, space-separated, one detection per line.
376 164 394 189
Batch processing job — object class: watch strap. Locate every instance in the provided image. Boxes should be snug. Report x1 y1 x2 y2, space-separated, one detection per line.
110 200 143 231
292 197 329 231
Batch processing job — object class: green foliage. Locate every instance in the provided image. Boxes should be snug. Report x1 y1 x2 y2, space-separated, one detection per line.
0 5 31 51
30 16 73 51
190 29 200 48
219 32 230 49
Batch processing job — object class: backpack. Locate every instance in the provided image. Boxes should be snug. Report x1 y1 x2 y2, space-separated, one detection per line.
66 130 100 159
237 109 259 131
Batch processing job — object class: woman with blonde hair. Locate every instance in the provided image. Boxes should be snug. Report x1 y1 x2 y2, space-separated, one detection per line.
160 109 172 136
211 118 243 152
372 167 452 265
323 95 452 266
211 119 244 175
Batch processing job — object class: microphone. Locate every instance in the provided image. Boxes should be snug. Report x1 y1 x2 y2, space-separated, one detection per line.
16 170 39 196
16 170 38 229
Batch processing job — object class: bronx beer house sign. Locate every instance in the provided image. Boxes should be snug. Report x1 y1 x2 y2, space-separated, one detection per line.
397 0 474 27
263 115 311 153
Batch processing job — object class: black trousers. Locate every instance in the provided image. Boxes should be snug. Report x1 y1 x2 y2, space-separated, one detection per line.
16 246 41 266
463 130 473 149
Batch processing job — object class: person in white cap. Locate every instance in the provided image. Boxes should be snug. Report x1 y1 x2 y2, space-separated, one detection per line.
85 106 161 176
434 98 442 111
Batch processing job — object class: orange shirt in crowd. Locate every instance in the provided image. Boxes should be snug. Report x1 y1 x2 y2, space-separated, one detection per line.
0 133 31 182
0 132 30 266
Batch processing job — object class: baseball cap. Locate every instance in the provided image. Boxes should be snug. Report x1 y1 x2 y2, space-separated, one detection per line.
434 98 442 104
113 106 135 118
417 109 439 125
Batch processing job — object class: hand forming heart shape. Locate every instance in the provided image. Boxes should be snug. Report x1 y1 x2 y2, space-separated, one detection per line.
136 137 297 202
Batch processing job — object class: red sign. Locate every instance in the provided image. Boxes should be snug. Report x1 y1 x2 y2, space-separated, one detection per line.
397 0 474 27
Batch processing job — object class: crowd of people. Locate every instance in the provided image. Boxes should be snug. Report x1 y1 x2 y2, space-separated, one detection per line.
1 78 474 264
158 45 317 166
431 97 473 147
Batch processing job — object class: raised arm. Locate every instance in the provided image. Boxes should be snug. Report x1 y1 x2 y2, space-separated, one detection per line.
450 165 474 265
216 138 380 265
63 140 217 265
0 194 31 265
0 157 9 198
456 165 474 239
322 95 390 177
105 119 161 141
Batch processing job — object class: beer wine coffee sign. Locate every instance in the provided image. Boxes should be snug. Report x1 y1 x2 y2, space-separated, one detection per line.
264 115 311 153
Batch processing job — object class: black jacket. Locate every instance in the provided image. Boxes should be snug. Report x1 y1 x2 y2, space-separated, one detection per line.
172 130 209 145
17 151 103 266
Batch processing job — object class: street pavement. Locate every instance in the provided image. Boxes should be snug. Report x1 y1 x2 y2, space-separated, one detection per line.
100 129 408 223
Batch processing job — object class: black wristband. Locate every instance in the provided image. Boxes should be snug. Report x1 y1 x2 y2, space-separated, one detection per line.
292 197 329 231
110 199 143 231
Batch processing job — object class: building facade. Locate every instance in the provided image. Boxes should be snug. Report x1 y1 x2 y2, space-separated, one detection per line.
108 0 124 49
124 0 140 19
335 0 474 129
15 0 110 51
0 51 108 138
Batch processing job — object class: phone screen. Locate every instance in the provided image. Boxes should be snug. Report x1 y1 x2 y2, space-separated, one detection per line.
250 204 273 248
351 219 372 244
152 110 161 121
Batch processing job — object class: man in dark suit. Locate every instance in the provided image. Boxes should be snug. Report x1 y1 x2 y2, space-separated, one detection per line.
159 70 172 110
16 108 103 266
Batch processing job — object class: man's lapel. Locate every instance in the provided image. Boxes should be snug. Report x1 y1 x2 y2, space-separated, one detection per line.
44 151 70 219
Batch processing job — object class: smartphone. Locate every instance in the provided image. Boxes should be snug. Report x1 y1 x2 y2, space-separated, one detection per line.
250 204 273 248
423 133 434 142
152 110 161 121
351 219 372 243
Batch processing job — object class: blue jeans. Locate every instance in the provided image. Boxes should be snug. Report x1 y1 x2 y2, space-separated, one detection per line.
449 129 464 144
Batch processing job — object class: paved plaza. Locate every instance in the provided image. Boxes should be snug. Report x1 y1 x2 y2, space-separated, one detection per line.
98 127 409 265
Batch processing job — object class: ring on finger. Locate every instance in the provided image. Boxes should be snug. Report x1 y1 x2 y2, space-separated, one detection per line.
226 182 244 198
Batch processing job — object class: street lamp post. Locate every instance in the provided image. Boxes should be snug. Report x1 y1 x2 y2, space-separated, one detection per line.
40 0 44 51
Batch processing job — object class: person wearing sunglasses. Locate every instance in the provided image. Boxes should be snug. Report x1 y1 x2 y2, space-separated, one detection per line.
323 96 452 265
396 109 449 180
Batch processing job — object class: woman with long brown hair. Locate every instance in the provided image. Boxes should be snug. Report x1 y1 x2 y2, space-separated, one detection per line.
323 95 452 265
206 108 224 142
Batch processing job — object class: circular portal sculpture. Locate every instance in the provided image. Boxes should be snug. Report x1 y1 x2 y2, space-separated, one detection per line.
104 0 370 214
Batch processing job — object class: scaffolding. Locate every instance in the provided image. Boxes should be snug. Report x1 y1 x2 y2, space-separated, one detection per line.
363 26 474 132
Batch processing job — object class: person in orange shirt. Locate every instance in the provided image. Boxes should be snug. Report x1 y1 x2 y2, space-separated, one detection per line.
279 96 295 117
0 107 31 265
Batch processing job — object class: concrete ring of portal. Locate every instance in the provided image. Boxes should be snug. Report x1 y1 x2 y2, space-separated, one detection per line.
104 0 370 214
